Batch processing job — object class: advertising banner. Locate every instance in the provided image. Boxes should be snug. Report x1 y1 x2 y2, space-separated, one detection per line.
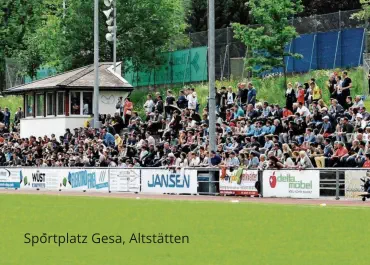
141 169 197 194
0 168 22 189
262 170 320 198
345 170 368 199
109 169 140 192
21 169 60 190
219 168 258 196
58 169 109 192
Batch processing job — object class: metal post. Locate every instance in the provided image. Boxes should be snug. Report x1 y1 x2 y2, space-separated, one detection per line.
309 34 316 71
359 29 366 66
333 31 341 69
335 170 340 200
113 0 117 73
286 42 292 73
227 27 231 80
63 0 66 19
221 45 228 80
183 50 190 86
242 46 248 80
93 0 100 128
208 0 216 153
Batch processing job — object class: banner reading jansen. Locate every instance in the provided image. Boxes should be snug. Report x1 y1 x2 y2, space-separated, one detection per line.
219 168 258 196
262 170 320 198
141 169 197 194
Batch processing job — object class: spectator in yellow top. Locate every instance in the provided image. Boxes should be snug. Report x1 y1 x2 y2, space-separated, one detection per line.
311 82 322 102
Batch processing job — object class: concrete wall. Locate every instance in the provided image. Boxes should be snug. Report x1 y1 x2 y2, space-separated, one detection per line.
20 116 89 138
99 91 130 115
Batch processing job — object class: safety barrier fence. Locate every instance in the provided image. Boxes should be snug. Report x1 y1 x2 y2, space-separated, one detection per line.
0 167 367 200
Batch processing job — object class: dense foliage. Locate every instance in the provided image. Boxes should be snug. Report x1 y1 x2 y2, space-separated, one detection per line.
232 0 303 86
0 0 188 90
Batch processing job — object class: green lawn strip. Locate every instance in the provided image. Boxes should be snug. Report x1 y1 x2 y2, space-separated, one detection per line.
0 194 368 265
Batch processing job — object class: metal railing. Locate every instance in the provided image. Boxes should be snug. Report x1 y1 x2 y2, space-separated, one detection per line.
0 167 367 200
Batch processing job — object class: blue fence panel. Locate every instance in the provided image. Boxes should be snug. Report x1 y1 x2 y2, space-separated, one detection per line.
341 28 365 68
317 31 339 70
281 28 365 74
293 34 316 72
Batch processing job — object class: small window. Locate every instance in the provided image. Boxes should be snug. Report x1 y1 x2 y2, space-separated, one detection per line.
57 92 65 115
46 93 53 116
25 94 34 117
70 92 81 115
36 94 44 117
83 92 93 115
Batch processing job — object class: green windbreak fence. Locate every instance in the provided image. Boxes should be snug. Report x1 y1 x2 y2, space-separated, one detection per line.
24 68 57 84
124 46 208 87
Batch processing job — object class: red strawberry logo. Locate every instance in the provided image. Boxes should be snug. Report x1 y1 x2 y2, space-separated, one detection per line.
269 172 277 188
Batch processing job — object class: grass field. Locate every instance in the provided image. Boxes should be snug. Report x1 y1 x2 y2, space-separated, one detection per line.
0 194 368 265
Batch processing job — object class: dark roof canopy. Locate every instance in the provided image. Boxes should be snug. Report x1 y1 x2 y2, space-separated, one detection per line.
5 62 133 94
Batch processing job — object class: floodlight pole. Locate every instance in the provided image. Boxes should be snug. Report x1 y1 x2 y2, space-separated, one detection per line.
93 0 100 128
113 0 117 73
208 0 216 153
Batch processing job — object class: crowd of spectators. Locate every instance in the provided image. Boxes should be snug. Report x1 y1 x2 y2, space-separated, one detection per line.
1 70 370 169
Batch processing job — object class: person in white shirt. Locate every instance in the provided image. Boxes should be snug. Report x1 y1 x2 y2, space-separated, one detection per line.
143 95 155 113
297 102 310 117
226 86 235 106
189 152 200 167
176 152 189 167
188 92 197 110
353 95 364 109
145 132 155 147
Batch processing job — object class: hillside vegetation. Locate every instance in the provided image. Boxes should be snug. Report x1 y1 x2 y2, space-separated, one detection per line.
131 67 367 116
0 67 366 120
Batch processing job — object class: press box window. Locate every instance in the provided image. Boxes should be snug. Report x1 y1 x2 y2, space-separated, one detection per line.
46 93 54 116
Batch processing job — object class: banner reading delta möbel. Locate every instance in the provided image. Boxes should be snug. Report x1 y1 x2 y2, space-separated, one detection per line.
219 167 258 196
262 170 319 198
141 169 197 194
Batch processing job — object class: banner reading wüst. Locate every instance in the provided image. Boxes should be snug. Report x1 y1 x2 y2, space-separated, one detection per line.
262 170 320 198
21 169 59 190
141 169 197 194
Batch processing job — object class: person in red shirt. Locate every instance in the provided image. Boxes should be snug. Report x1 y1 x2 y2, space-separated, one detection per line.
297 84 305 105
328 141 348 167
282 107 293 118
363 153 370 168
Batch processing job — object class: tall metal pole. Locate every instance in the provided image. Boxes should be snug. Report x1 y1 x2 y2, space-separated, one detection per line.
113 0 117 73
93 0 100 128
63 0 66 18
208 0 216 153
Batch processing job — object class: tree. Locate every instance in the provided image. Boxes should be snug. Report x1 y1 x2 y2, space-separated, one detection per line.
188 0 250 32
26 0 189 75
351 0 370 21
0 0 59 90
232 0 303 87
300 0 361 16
